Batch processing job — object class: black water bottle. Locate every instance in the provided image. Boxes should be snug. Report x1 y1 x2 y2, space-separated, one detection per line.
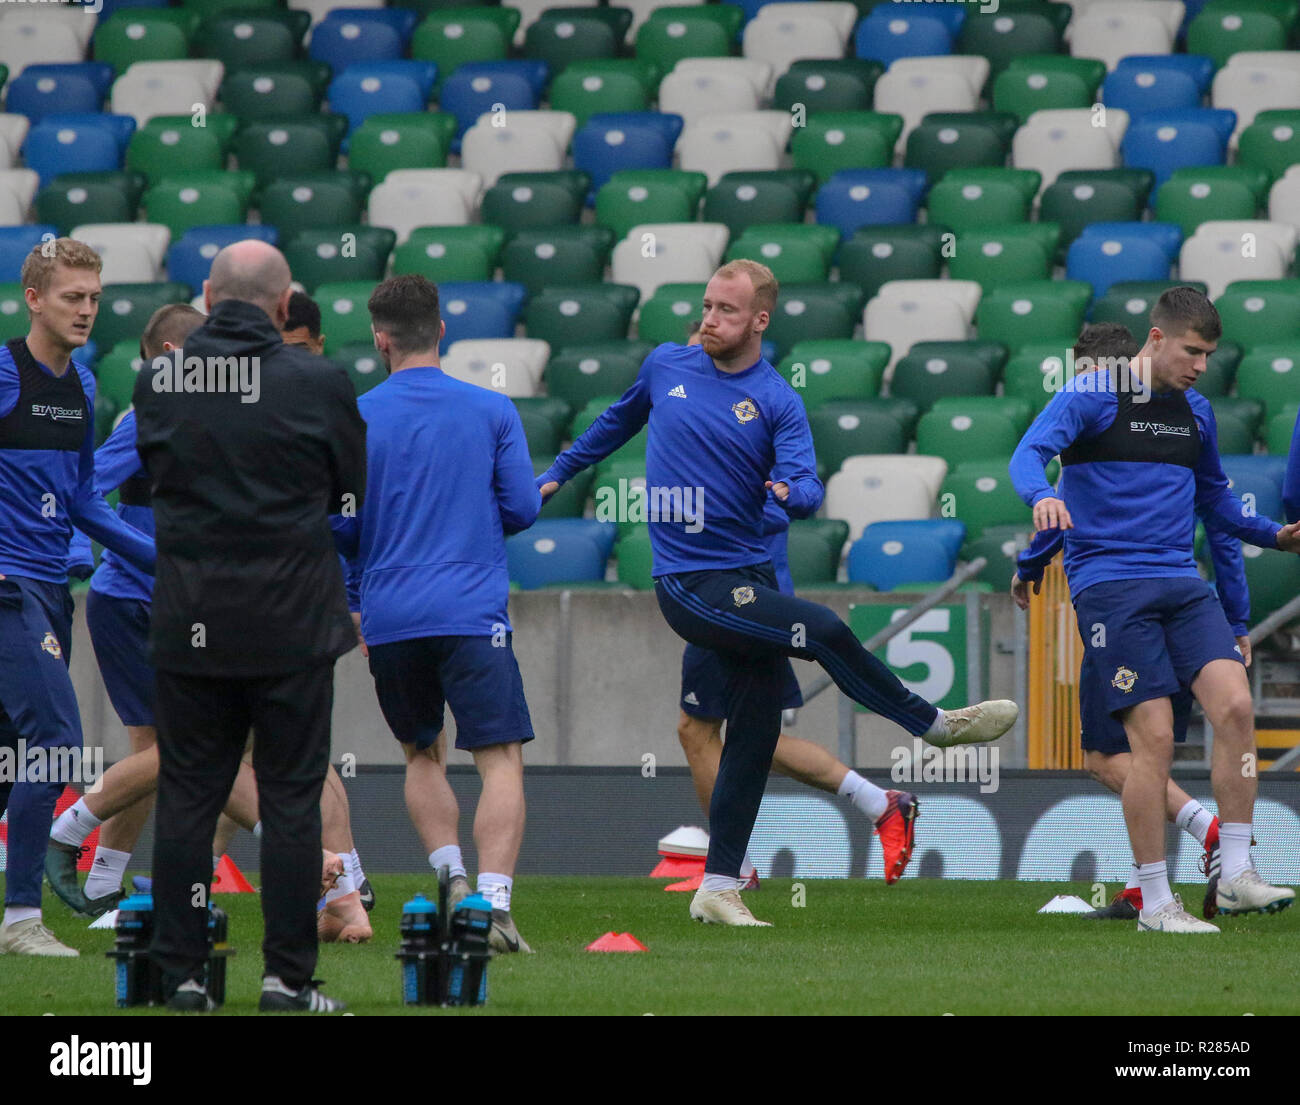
447 893 493 1006
206 903 233 1005
107 893 163 1007
397 894 441 1004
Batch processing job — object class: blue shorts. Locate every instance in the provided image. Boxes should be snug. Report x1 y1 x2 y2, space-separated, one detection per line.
86 589 156 728
0 576 79 755
680 644 803 719
1079 650 1195 755
367 634 534 752
1073 577 1242 738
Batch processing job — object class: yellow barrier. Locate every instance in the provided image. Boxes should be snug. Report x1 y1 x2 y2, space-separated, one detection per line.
1027 560 1084 769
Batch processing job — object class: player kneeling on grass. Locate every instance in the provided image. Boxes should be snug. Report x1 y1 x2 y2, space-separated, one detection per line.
1010 291 1298 934
332 275 541 954
539 261 1017 928
1012 323 1254 922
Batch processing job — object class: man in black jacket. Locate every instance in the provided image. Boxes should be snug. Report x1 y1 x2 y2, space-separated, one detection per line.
133 241 366 1012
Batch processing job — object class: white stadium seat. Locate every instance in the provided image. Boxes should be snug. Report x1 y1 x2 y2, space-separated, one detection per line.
0 115 30 170
696 110 793 156
742 7 851 93
1013 108 1129 191
755 2 859 42
441 338 551 397
877 279 982 325
0 12 85 73
677 120 783 186
624 0 704 35
825 462 935 542
888 56 990 101
0 169 39 217
367 169 482 243
72 223 171 285
121 60 225 105
658 69 764 125
111 62 225 127
1179 228 1286 300
1212 63 1300 147
612 223 726 303
476 109 576 157
1069 5 1174 70
1268 165 1300 229
840 454 948 500
0 190 24 227
1191 219 1297 268
671 57 772 100
461 120 566 190
873 68 980 154
864 294 969 371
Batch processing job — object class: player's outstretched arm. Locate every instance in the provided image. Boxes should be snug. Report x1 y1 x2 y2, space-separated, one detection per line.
1192 395 1283 550
1284 405 1300 524
1009 384 1111 530
496 400 543 535
768 394 823 518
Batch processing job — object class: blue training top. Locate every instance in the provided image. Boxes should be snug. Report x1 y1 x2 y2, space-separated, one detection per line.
539 343 823 577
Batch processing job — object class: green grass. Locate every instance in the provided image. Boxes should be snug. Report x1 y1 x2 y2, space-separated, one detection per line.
5 876 1299 1015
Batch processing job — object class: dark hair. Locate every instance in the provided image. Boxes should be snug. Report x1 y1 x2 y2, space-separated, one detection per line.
367 275 441 357
1073 322 1139 366
140 303 204 360
685 319 702 339
285 290 321 338
1150 286 1222 342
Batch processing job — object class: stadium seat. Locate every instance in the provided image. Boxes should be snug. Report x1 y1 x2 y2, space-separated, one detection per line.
71 222 170 284
957 8 1065 86
1002 345 1070 416
1066 232 1173 298
282 226 396 293
789 112 898 185
478 173 581 232
1269 161 1300 227
903 116 1010 180
1187 4 1289 71
549 66 650 130
676 120 781 190
219 63 330 121
507 519 612 589
124 119 226 186
1038 175 1146 261
740 3 855 89
915 402 1024 468
94 341 146 411
545 341 653 410
524 285 639 350
0 226 58 283
440 337 549 398
776 340 889 409
613 525 655 590
835 225 945 300
1180 226 1288 300
6 69 105 126
24 115 134 187
1265 402 1300 456
36 170 144 235
864 295 968 371
438 280 527 353
514 394 574 456
166 224 277 293
195 9 309 70
437 66 540 150
1012 108 1129 192
91 10 196 75
390 224 504 283
309 10 414 72
975 281 1090 353
411 7 519 77
1114 52 1215 96
595 173 699 239
872 66 981 157
574 115 676 196
1121 110 1233 190
1102 63 1202 119
0 282 28 343
890 347 996 413
938 460 1032 540
142 171 255 238
877 278 982 327
234 115 346 187
854 7 952 66
610 223 727 304
348 112 452 180
256 171 367 238
807 402 907 478
316 280 386 354
109 61 222 128
1213 61 1300 149
1235 346 1300 422
501 226 614 295
1070 2 1177 71
1239 109 1300 186
961 522 1034 588
847 523 959 590
634 5 740 72
702 170 813 236
771 58 881 115
950 227 1052 292
824 459 935 543
327 68 431 142
813 169 924 241
725 226 834 284
1156 167 1265 237
1087 279 1210 342
523 10 626 71
994 65 1094 125
0 169 38 219
324 342 383 397
764 283 861 361
89 281 191 354
785 518 850 586
460 114 571 190
925 174 1029 233
635 283 706 344
658 61 769 127
367 167 481 243
1222 454 1285 521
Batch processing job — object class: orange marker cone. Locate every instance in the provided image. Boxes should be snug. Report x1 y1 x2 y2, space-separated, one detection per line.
664 873 704 892
586 932 648 952
211 854 255 893
649 855 706 878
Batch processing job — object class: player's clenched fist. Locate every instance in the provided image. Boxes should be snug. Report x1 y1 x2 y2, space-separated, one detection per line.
1275 520 1300 553
765 480 789 501
1033 496 1072 532
539 480 559 503
1010 571 1041 611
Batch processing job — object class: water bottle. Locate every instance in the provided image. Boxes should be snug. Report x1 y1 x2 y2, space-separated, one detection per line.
447 893 492 1006
397 894 440 1005
206 904 233 1005
107 894 163 1007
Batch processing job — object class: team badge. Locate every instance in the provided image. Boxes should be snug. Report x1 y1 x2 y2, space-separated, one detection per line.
732 586 756 607
732 398 758 424
41 632 63 660
1111 666 1137 693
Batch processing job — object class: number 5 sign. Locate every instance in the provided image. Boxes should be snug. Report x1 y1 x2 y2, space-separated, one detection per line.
849 603 970 711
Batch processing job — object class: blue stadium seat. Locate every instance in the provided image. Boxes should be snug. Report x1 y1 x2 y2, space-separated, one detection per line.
326 7 419 38
846 523 959 591
438 68 539 149
1114 55 1215 96
860 519 967 558
814 171 921 240
1067 235 1172 299
1077 220 1183 262
23 116 134 186
884 1 967 35
437 280 527 353
327 67 427 136
1120 110 1232 190
310 10 417 71
97 0 168 16
1222 455 1285 522
1101 66 1201 118
167 225 280 295
333 59 438 100
0 226 60 283
456 60 550 100
855 8 953 66
6 72 103 125
22 62 116 99
588 112 684 149
506 519 614 589
573 117 675 198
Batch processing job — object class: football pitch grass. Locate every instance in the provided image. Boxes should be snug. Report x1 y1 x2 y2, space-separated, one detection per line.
3 875 1297 1016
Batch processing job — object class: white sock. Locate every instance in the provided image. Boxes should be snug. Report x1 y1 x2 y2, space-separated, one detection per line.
253 821 262 838
924 709 946 738
838 770 889 820
700 873 742 893
2 906 40 929
212 855 220 872
1220 822 1253 882
1125 863 1140 891
324 866 356 904
477 872 512 912
50 798 100 847
429 844 466 880
1137 860 1174 915
84 846 131 900
1175 799 1215 846
739 853 756 879
346 849 365 889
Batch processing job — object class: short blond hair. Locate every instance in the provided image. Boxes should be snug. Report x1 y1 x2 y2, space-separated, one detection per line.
713 259 778 315
20 238 102 296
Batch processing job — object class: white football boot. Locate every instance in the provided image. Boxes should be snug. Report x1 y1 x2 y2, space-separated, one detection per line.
690 888 772 927
928 700 1019 747
1138 894 1220 934
0 918 79 956
1215 869 1294 916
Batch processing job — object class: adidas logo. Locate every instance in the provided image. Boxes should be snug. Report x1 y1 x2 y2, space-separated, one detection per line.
668 385 687 399
683 692 699 705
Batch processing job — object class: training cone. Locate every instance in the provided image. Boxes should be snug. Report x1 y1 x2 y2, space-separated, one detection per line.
586 932 648 952
649 855 706 878
664 874 703 892
211 854 255 893
650 825 709 878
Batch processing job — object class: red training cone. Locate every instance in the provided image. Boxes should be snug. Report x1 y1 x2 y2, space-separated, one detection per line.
586 932 648 952
211 854 255 893
664 874 703 892
649 856 706 878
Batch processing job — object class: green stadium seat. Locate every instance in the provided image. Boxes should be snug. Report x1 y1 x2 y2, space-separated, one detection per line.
94 342 145 411
1003 344 1072 416
1039 176 1145 262
807 402 907 478
1265 402 1300 456
975 281 1090 353
524 11 629 72
909 338 1009 376
91 283 192 355
1213 412 1258 456
256 172 368 238
836 225 947 300
926 175 1030 233
481 175 584 231
725 225 837 284
219 62 330 121
524 285 639 351
916 405 1023 468
391 224 505 282
595 174 698 239
904 116 1011 181
0 67 7 100
1235 346 1300 421
194 9 310 70
412 8 521 77
786 518 850 586
634 5 741 70
330 343 388 397
94 393 119 448
636 283 706 345
939 461 1033 540
1215 287 1300 350
764 283 863 360
1155 171 1262 237
234 115 348 186
959 12 1070 84
932 394 1032 434
0 284 27 344
992 66 1094 125
961 523 1034 588
282 226 397 293
37 171 146 235
93 10 198 74
1210 396 1265 436
572 396 646 457
591 456 649 536
791 113 898 184
1088 280 1211 344
545 341 653 411
317 281 385 355
348 114 452 182
615 525 655 590
549 66 649 129
143 173 253 237
182 0 284 15
949 226 1052 291
1238 110 1300 184
515 397 574 457
501 225 616 295
533 453 595 519
1199 341 1243 398
946 167 1041 203
702 172 812 238
125 120 226 185
1187 3 1290 70
776 340 889 409
772 59 883 114
1241 542 1300 626
891 349 998 414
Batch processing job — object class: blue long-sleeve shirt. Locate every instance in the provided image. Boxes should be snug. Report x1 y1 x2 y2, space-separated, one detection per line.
331 366 541 645
0 349 154 582
1009 377 1278 599
1284 406 1300 524
539 343 823 577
